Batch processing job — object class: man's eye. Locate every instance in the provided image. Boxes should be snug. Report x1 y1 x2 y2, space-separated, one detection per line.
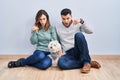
67 18 69 20
62 18 65 20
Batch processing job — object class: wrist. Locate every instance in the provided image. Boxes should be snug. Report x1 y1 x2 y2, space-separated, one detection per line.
80 18 84 24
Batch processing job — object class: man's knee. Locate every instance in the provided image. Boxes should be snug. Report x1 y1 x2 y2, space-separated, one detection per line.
57 57 68 69
75 32 84 39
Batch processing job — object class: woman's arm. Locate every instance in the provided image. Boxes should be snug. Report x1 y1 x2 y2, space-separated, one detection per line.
51 26 58 41
30 26 39 45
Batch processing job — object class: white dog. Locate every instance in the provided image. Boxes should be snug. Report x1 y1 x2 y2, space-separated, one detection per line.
48 40 62 66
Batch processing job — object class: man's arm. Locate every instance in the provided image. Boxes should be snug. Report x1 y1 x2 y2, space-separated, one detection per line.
73 18 93 34
80 23 93 34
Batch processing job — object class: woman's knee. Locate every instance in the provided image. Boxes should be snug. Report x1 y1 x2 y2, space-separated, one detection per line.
34 50 45 59
41 57 52 70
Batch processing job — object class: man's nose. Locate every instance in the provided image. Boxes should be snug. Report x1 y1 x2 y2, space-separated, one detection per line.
65 20 68 22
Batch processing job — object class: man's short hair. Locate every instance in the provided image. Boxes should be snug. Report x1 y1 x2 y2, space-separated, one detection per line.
61 8 71 16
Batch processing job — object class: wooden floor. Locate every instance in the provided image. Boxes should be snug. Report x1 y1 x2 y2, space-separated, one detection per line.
0 55 120 80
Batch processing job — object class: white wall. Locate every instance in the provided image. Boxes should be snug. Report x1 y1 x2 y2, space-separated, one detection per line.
0 0 120 55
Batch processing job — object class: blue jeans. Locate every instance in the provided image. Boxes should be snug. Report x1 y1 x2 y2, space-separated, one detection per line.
58 32 91 69
21 50 52 70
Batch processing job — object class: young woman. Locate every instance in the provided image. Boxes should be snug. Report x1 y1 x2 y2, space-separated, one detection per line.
8 9 58 70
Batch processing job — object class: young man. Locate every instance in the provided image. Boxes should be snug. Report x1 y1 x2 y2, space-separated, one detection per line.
56 8 101 73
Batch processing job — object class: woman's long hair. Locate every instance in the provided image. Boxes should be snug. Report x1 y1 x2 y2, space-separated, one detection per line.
35 10 51 31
